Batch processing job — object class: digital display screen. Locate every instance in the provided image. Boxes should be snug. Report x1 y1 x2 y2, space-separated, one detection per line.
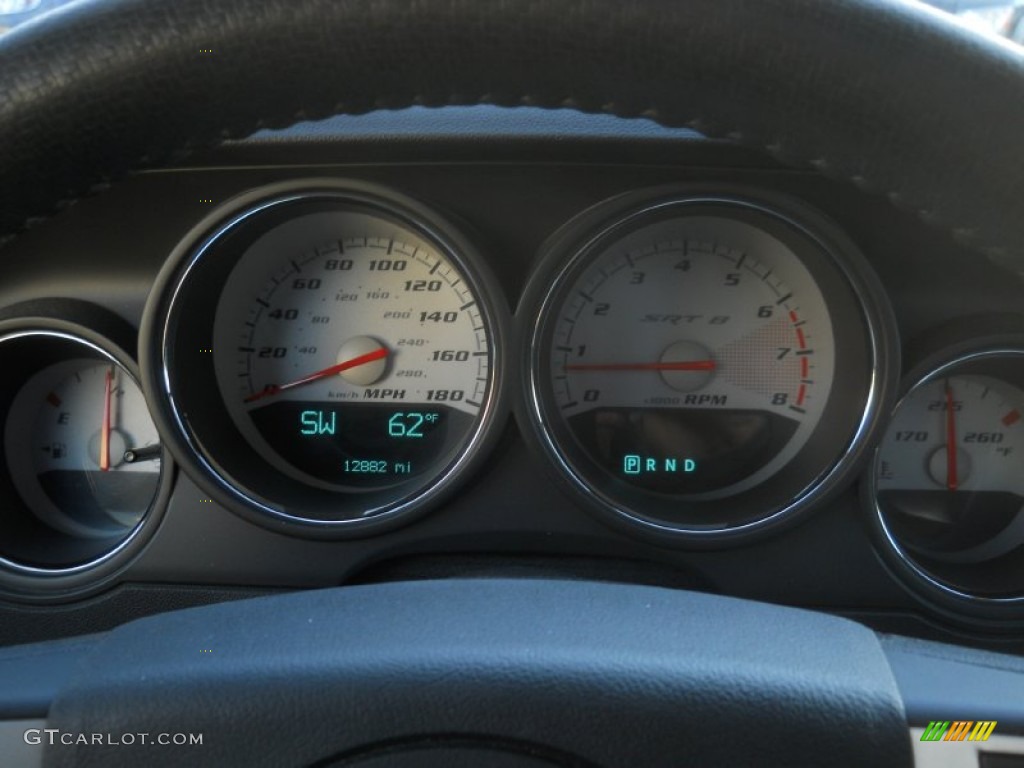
567 408 798 494
248 402 471 488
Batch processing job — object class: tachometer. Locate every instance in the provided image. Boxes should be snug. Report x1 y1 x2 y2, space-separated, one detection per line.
521 191 898 543
546 224 833 498
142 181 509 536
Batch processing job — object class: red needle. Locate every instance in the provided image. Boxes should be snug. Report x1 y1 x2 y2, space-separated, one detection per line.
564 360 716 372
945 380 958 491
100 367 113 472
244 346 389 403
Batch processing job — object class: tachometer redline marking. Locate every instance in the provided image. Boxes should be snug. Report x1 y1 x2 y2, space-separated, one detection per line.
243 346 389 403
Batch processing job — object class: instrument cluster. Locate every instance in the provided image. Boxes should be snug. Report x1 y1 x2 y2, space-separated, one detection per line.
0 177 1021 627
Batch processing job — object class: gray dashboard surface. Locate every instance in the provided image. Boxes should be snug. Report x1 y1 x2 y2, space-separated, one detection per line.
3 582 1024 767
38 580 912 768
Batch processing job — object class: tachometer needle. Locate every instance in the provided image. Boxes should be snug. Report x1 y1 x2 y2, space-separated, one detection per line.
100 366 113 472
564 360 716 372
945 380 958 491
244 346 390 403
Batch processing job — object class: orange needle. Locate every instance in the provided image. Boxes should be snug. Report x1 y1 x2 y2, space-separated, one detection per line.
244 346 389 403
945 381 958 491
100 367 113 472
565 360 716 372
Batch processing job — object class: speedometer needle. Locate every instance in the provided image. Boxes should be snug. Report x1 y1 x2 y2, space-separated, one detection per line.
244 346 390 403
564 360 716 372
945 380 958 491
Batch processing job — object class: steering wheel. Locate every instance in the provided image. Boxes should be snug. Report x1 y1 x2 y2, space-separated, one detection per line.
2 0 1022 765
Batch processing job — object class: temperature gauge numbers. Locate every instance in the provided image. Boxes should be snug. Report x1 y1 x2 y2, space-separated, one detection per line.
877 376 1023 495
4 360 161 538
211 210 493 492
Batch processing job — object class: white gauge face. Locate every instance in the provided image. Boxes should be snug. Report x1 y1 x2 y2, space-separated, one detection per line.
878 375 1024 496
875 372 1024 570
5 359 162 538
212 210 492 491
544 214 836 500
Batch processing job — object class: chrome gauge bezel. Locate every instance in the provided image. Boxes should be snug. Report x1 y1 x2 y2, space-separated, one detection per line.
518 188 900 546
865 338 1024 620
0 311 172 601
140 180 511 538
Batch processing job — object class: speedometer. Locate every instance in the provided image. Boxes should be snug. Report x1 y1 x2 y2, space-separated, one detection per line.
142 181 509 536
520 191 898 543
212 214 490 491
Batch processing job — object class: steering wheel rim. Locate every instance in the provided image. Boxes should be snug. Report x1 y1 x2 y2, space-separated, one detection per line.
39 579 915 767
0 0 1023 268
0 1 1019 765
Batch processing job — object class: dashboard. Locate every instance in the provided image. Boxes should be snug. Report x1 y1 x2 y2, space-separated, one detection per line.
0 112 1023 654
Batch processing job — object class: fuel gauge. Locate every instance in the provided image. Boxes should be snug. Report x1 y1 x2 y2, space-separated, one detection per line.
0 319 169 594
4 358 162 538
870 348 1024 607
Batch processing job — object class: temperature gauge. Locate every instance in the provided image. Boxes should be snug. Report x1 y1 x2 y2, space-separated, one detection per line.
4 358 162 539
870 348 1024 604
